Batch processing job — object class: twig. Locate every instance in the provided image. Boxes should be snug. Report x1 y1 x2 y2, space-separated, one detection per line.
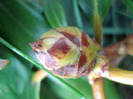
99 34 133 66
102 35 133 60
32 69 49 84
93 0 103 46
106 66 133 85
92 0 105 98
91 78 106 99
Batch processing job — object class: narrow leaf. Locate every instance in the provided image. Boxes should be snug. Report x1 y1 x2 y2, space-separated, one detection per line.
0 45 38 99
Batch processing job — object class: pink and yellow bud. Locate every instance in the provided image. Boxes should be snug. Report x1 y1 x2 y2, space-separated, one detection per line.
30 27 97 78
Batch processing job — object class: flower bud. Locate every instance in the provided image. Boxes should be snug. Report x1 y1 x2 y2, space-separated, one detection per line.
30 27 97 78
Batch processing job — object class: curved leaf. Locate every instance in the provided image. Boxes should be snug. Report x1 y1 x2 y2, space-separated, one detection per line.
43 0 68 28
104 78 120 99
44 76 93 99
78 0 112 45
78 0 112 22
0 0 50 61
0 45 38 99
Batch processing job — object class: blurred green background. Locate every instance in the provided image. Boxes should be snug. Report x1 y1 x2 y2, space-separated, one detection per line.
0 0 133 99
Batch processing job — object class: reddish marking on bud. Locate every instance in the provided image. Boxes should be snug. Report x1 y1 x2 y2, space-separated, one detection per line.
45 53 58 68
82 31 90 47
75 60 95 78
90 53 93 56
36 52 58 69
77 53 87 74
50 64 77 77
48 37 71 59
86 59 95 72
61 31 80 47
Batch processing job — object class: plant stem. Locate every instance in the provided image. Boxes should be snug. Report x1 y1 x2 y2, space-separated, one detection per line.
92 78 106 99
92 1 105 99
32 69 49 84
87 56 107 99
93 19 102 46
93 0 103 46
102 34 133 57
106 66 133 85
100 34 133 66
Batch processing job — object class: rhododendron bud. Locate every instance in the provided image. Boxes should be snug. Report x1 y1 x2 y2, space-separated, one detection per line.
30 27 97 78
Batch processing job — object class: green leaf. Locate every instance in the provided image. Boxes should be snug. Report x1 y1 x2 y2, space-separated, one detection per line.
104 78 120 99
72 0 83 28
122 0 133 15
0 0 50 61
0 45 39 99
78 0 112 23
46 76 93 99
43 0 68 28
78 0 112 45
42 75 121 99
60 0 77 26
23 0 43 14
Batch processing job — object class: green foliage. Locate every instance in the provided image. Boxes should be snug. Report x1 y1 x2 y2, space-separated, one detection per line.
43 0 68 28
0 45 38 99
104 78 120 99
78 0 112 45
78 0 112 23
0 0 50 60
